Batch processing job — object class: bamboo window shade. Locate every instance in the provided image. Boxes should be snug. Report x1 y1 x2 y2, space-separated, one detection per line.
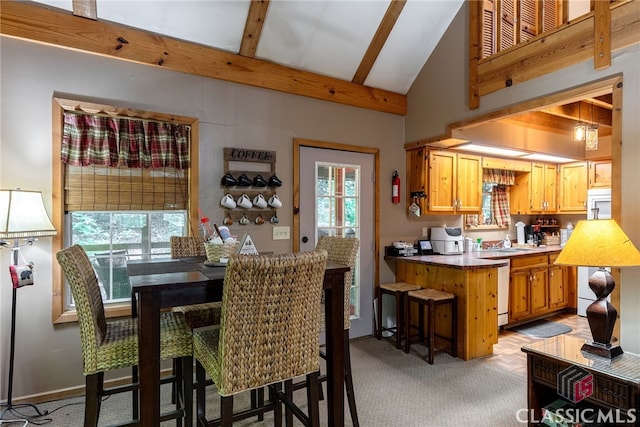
62 111 190 211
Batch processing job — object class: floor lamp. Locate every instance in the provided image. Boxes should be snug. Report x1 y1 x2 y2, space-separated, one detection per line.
0 189 57 420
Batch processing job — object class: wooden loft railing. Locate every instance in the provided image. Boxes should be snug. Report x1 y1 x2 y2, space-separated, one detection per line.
468 0 640 109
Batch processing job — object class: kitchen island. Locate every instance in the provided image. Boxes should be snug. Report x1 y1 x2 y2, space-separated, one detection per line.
386 245 564 360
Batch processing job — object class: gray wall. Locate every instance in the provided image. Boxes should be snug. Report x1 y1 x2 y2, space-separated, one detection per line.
0 37 411 399
407 6 640 352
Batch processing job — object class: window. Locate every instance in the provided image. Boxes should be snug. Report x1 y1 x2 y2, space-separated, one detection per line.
52 98 199 323
481 0 564 59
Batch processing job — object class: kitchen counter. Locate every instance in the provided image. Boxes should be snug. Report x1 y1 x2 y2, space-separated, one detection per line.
384 245 563 361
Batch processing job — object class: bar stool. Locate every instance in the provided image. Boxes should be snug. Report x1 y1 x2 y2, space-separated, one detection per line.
376 282 421 349
404 288 457 364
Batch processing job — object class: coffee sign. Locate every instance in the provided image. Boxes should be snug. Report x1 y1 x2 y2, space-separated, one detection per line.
224 147 276 163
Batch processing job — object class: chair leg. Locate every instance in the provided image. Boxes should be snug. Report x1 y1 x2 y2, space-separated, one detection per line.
220 395 234 427
85 373 100 427
195 361 207 426
343 330 360 427
428 299 436 365
284 380 294 427
404 295 411 354
180 356 193 427
394 291 403 349
306 373 321 427
270 383 283 427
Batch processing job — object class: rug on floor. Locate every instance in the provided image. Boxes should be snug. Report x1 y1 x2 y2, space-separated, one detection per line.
511 319 572 338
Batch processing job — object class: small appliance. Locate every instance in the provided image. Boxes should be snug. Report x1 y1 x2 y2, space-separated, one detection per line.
430 227 464 255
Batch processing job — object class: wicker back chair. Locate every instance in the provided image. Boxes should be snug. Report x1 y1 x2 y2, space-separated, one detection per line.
193 250 328 426
170 236 222 329
315 235 360 427
56 244 193 426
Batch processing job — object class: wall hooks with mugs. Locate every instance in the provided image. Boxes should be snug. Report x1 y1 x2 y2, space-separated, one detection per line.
221 147 280 226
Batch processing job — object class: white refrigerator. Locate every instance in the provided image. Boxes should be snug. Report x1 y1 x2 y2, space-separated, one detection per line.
577 188 612 316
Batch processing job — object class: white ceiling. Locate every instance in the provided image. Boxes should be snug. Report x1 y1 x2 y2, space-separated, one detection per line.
33 0 464 94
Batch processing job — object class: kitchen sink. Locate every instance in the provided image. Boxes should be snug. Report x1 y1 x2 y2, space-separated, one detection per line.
492 247 533 252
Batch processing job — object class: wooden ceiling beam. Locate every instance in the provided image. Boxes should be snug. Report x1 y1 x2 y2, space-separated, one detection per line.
0 1 406 116
239 0 269 57
352 0 406 85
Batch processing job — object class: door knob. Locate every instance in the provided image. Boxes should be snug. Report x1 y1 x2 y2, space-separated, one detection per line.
302 236 309 243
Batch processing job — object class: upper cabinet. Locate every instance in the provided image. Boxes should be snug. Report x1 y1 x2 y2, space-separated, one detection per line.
558 162 588 213
588 160 612 188
406 147 428 214
428 151 482 213
530 163 557 213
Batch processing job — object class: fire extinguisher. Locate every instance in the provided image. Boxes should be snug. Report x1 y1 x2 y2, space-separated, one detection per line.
392 171 400 204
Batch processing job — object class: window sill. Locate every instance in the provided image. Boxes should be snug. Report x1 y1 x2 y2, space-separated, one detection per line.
53 303 132 324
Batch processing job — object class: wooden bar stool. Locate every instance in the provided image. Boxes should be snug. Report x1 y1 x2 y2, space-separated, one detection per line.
376 282 421 349
404 288 457 364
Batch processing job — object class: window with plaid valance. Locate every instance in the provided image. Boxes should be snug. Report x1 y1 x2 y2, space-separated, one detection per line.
483 169 515 227
61 112 190 211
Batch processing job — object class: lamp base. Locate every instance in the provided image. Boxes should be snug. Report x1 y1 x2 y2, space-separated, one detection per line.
581 341 623 359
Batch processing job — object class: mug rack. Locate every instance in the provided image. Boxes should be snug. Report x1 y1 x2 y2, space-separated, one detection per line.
221 147 280 226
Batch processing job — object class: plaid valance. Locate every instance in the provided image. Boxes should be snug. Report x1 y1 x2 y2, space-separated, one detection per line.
483 169 515 185
61 112 190 169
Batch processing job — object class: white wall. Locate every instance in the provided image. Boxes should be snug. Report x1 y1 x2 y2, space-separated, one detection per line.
0 37 407 400
407 5 640 353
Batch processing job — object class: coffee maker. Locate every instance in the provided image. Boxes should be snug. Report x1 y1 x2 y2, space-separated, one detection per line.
525 224 544 246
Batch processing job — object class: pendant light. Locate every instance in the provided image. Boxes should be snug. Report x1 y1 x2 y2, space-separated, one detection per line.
573 101 586 142
585 101 599 151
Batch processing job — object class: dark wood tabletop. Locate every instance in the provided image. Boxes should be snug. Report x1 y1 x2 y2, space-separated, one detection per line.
128 256 349 427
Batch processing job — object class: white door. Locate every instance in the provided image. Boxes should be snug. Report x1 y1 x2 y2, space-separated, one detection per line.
299 146 374 338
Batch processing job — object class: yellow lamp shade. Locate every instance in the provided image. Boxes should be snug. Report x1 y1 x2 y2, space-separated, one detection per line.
554 219 640 267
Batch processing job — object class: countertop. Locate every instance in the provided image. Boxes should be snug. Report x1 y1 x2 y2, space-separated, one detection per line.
385 245 563 270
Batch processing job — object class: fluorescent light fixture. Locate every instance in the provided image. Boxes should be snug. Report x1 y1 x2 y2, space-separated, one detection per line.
451 143 529 157
521 153 577 163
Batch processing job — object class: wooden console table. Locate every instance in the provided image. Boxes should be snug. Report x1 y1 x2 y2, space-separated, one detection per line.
522 335 640 426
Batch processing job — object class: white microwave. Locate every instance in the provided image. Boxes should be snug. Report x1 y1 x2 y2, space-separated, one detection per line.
587 188 611 220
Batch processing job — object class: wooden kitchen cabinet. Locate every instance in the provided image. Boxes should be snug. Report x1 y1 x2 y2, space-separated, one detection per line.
510 162 557 215
530 163 557 212
588 159 612 188
548 254 568 309
428 150 482 213
558 161 588 213
508 253 569 324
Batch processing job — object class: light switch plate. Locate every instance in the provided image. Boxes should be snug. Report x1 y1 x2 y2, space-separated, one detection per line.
273 226 290 240
422 227 429 237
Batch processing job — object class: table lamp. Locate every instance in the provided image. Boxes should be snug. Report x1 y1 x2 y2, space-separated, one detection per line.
554 219 640 358
0 189 57 420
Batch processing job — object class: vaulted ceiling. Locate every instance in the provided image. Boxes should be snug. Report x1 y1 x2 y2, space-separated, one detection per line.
33 0 464 96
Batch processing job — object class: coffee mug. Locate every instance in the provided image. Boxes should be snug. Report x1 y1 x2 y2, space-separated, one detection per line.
254 214 265 225
239 214 250 225
253 194 268 209
223 214 234 225
268 194 282 208
220 194 236 209
268 175 282 187
270 213 279 224
238 194 252 209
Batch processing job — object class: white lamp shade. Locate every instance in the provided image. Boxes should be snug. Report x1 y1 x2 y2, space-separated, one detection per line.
0 189 57 238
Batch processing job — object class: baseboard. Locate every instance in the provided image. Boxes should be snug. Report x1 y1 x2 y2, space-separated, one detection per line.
1 368 175 405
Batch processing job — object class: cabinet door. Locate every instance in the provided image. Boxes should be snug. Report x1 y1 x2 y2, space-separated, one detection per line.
509 270 531 321
548 264 567 309
529 163 545 212
428 150 456 212
558 162 588 212
588 160 612 188
456 153 482 212
530 267 549 314
510 172 531 215
543 164 557 212
407 148 428 215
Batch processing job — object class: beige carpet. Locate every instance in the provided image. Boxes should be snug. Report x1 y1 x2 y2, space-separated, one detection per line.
6 337 528 426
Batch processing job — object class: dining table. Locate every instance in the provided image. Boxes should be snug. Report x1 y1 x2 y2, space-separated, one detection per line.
127 256 349 427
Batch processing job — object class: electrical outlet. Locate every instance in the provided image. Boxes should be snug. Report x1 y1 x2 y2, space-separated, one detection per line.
422 227 429 237
272 226 290 240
